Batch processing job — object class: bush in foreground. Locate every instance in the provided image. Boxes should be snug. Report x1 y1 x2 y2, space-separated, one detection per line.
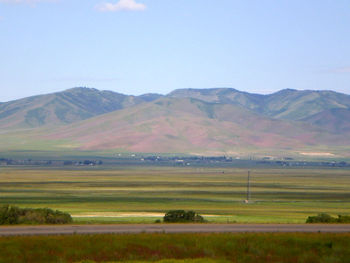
0 205 72 225
306 213 350 223
337 215 350 223
163 210 204 223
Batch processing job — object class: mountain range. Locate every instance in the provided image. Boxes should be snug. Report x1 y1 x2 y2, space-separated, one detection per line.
0 87 349 157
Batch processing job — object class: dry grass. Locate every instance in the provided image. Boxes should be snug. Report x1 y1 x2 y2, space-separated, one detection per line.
0 233 349 263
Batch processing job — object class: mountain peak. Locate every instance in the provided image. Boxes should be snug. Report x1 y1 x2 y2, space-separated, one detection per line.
0 87 159 129
169 87 239 95
63 87 99 93
0 87 349 155
272 88 298 94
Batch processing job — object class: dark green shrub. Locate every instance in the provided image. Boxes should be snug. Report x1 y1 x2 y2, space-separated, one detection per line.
0 205 24 224
163 210 204 223
306 213 335 223
0 205 72 225
337 215 350 223
306 213 350 223
306 213 336 223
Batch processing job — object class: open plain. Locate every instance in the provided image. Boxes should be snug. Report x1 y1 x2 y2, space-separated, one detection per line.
1 165 349 223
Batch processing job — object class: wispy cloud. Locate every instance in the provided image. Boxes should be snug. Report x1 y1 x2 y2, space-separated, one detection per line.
320 67 350 74
96 0 146 12
333 67 350 73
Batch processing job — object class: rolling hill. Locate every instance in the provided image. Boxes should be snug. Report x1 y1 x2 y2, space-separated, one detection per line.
0 87 161 130
301 108 350 134
0 87 349 157
168 88 265 112
169 88 350 121
263 89 350 120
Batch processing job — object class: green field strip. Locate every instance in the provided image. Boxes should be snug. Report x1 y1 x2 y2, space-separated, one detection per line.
0 166 349 223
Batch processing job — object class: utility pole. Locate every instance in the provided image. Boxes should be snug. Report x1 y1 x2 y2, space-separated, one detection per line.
246 170 251 203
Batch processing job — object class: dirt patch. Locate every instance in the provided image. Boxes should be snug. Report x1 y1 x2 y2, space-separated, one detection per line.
72 212 220 218
72 212 165 218
299 152 335 156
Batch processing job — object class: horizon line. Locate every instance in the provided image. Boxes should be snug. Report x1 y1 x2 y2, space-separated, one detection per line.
1 86 349 103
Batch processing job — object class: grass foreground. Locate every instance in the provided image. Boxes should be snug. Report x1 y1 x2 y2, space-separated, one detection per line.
78 259 229 263
0 233 349 263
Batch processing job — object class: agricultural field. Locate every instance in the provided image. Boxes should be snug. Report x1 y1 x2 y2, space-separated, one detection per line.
0 165 349 223
1 233 350 263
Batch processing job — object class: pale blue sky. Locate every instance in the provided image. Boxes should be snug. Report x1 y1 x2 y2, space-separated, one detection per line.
1 0 350 102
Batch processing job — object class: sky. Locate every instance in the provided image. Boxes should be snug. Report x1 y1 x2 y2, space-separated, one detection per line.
0 0 350 102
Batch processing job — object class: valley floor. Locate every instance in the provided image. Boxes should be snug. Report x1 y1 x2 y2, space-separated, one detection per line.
0 165 349 223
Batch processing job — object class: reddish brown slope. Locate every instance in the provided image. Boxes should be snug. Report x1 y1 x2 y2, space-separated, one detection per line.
45 98 339 153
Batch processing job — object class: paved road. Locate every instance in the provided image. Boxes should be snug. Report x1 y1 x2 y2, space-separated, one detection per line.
1 224 350 236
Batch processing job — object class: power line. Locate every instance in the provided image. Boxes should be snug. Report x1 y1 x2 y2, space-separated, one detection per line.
246 170 251 203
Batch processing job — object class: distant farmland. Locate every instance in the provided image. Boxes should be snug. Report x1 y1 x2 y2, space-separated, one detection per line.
0 166 349 223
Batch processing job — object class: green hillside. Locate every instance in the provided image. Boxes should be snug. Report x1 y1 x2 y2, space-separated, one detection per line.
0 88 349 157
301 108 350 133
2 97 343 156
169 88 264 111
263 89 350 120
169 88 350 122
0 87 161 130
